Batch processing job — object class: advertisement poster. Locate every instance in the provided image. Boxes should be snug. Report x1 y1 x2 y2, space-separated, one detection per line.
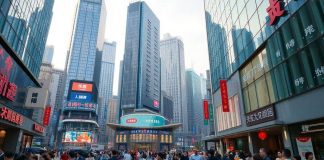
296 137 315 160
63 131 92 143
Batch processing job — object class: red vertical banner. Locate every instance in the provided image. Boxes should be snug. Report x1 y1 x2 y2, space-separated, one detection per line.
203 100 209 119
43 106 51 126
220 80 229 112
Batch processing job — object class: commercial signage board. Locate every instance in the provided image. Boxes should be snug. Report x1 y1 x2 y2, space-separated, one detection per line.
43 106 51 126
64 101 97 111
0 106 24 125
267 0 286 26
203 100 209 119
296 137 315 160
71 82 93 92
220 80 229 112
69 92 93 102
0 73 17 102
24 87 48 108
63 131 92 143
246 105 276 126
33 123 45 133
120 114 166 127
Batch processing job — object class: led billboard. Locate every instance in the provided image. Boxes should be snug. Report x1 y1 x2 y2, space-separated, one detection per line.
71 82 93 92
69 92 93 102
63 131 92 143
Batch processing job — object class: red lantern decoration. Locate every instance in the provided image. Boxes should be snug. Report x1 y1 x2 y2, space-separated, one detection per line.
258 130 268 140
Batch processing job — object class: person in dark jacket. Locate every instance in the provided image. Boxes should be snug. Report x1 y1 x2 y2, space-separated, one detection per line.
259 148 271 160
109 150 118 160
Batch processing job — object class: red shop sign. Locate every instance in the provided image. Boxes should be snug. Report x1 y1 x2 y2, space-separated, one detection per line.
126 118 137 124
220 80 229 112
0 73 17 102
43 106 51 126
33 123 45 133
0 106 23 125
266 0 286 26
203 100 209 119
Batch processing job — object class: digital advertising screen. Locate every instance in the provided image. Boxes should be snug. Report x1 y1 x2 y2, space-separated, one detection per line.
69 92 93 102
71 82 93 92
63 131 92 143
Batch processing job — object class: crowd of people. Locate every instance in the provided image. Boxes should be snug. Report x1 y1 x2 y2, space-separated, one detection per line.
0 148 315 160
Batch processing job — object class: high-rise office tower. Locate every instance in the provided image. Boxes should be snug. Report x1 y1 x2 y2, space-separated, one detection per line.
160 34 187 132
64 0 106 96
120 1 160 115
43 46 54 65
186 70 203 143
60 0 106 149
0 1 54 77
107 96 119 147
98 42 116 144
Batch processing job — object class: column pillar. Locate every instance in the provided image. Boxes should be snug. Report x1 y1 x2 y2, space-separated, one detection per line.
282 126 292 151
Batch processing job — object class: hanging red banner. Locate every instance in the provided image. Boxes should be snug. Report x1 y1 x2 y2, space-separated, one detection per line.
43 106 51 126
220 80 229 112
203 100 209 119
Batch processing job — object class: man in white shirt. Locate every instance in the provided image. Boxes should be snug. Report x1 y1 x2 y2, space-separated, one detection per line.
123 151 132 160
190 149 202 160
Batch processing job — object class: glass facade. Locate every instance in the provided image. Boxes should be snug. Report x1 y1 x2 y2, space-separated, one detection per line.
239 0 324 113
204 0 315 93
0 0 54 77
160 36 187 131
64 0 106 96
120 1 160 112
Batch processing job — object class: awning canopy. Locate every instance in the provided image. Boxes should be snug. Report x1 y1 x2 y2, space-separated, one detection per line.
106 123 182 130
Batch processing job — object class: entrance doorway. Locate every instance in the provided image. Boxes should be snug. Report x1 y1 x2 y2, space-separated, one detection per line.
130 143 157 151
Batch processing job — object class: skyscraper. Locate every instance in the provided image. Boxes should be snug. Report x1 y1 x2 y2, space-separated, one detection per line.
120 1 160 114
98 42 116 144
60 0 107 149
64 0 106 96
160 34 187 132
186 70 203 143
0 0 54 77
43 46 54 65
107 96 119 147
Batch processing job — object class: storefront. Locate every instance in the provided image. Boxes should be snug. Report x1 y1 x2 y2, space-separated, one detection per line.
107 112 181 152
0 36 46 152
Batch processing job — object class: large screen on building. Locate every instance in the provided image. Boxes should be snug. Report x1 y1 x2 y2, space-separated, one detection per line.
69 92 93 102
71 82 93 92
63 131 92 143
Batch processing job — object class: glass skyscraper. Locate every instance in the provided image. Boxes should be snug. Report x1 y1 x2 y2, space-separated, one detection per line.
120 1 160 114
64 0 106 96
98 41 116 144
0 0 54 77
160 34 187 132
204 0 324 155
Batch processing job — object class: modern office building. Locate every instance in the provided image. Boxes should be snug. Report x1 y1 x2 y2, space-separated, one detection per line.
43 46 54 65
186 70 204 146
98 42 116 145
120 1 161 115
60 0 107 149
160 34 187 131
0 0 53 152
0 0 54 77
204 0 324 157
64 0 106 96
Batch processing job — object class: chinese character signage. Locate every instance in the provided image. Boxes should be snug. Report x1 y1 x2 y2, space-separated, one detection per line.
0 106 24 125
203 100 209 120
120 114 166 127
246 105 276 126
24 88 48 108
33 123 45 133
64 101 97 111
0 73 17 102
220 80 229 112
69 92 93 102
296 137 315 160
43 106 51 126
266 0 286 25
71 82 93 92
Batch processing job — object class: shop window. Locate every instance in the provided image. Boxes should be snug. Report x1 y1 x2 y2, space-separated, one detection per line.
248 83 258 111
216 95 241 131
255 76 270 107
265 72 277 103
243 88 250 113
